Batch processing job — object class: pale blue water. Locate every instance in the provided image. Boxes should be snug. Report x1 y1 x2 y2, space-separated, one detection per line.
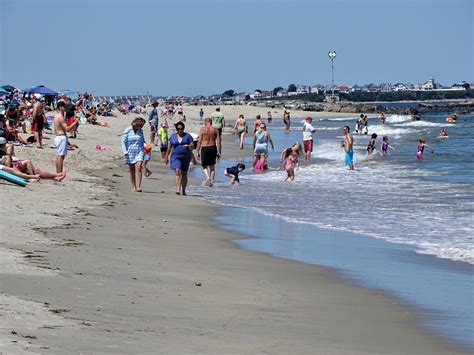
189 109 474 349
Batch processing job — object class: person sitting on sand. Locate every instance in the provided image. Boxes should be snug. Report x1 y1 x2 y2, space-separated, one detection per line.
0 137 65 181
224 163 245 185
0 163 39 182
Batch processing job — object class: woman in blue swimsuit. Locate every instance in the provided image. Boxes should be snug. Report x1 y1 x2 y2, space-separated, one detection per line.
165 121 194 195
252 123 274 171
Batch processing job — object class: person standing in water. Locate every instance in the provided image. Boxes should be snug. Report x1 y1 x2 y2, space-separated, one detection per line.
233 114 247 149
416 137 434 159
342 126 354 170
283 110 291 131
267 111 272 124
380 136 394 156
302 116 316 163
367 133 377 155
380 112 385 125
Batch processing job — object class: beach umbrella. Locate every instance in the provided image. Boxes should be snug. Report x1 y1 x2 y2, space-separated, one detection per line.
1 85 16 92
0 87 9 95
23 85 58 96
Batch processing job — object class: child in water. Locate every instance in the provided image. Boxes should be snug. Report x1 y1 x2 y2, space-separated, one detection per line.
283 147 299 181
367 133 377 155
416 137 434 159
380 136 394 156
224 163 245 185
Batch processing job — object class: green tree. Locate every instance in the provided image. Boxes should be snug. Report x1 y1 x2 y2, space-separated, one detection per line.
288 84 297 92
222 89 235 97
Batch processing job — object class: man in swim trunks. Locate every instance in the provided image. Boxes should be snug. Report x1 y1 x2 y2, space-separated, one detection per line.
31 101 47 148
303 116 316 163
196 117 221 186
53 101 79 174
342 125 354 170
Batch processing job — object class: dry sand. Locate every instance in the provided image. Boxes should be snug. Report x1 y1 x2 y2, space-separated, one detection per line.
0 106 466 353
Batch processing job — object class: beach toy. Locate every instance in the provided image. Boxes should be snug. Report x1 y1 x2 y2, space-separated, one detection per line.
0 170 28 186
144 143 152 153
416 151 422 159
101 121 110 127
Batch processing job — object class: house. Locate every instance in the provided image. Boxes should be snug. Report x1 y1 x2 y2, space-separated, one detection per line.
338 85 350 93
249 90 262 99
421 77 436 90
276 89 288 97
310 85 324 94
393 83 408 91
296 85 310 94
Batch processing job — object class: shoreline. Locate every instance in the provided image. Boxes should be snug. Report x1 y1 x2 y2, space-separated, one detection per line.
0 160 467 353
0 109 468 353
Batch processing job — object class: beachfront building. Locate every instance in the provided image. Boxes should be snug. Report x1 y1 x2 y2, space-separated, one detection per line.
275 89 288 97
421 77 437 90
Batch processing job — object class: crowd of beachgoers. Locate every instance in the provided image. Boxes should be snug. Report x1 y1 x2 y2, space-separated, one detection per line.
0 88 148 185
1 86 458 193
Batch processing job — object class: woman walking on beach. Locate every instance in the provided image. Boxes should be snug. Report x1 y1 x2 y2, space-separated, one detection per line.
252 123 274 171
165 121 194 195
233 114 247 149
121 117 146 192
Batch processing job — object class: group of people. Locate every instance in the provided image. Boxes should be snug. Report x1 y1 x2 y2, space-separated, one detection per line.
0 89 119 186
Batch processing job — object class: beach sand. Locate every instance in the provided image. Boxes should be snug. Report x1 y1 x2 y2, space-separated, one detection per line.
0 106 466 353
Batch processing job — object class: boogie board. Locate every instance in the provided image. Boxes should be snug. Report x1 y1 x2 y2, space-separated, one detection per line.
0 170 28 186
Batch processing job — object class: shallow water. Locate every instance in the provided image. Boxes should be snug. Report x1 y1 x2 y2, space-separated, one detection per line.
189 109 474 349
193 111 474 264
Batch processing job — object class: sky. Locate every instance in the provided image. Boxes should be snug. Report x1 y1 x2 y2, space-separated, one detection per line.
0 0 472 96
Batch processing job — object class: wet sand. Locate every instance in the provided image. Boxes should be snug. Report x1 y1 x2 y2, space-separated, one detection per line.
0 107 467 353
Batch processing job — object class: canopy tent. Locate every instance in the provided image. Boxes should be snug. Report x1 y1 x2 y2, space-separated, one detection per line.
1 85 16 92
23 85 58 96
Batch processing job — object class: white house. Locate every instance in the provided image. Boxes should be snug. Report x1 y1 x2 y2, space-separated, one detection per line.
421 77 436 90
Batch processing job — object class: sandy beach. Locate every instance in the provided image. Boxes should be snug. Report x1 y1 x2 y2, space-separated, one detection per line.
0 106 467 354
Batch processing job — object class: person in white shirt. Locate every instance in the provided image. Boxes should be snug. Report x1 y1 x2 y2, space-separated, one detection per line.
303 116 316 163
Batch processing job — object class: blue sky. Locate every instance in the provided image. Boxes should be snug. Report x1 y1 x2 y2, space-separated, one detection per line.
0 0 472 96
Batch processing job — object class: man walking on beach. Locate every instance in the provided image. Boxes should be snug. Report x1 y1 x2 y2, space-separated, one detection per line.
211 107 225 137
53 101 78 173
303 116 316 163
31 100 47 148
149 101 159 145
196 117 221 186
342 125 354 170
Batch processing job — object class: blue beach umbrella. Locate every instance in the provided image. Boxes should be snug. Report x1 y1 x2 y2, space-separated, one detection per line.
23 85 58 96
0 87 9 95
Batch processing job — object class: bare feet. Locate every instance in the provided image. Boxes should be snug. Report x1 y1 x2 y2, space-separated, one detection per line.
54 172 67 182
144 169 152 177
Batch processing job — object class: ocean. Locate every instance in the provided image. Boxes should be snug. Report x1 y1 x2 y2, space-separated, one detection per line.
189 110 474 349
